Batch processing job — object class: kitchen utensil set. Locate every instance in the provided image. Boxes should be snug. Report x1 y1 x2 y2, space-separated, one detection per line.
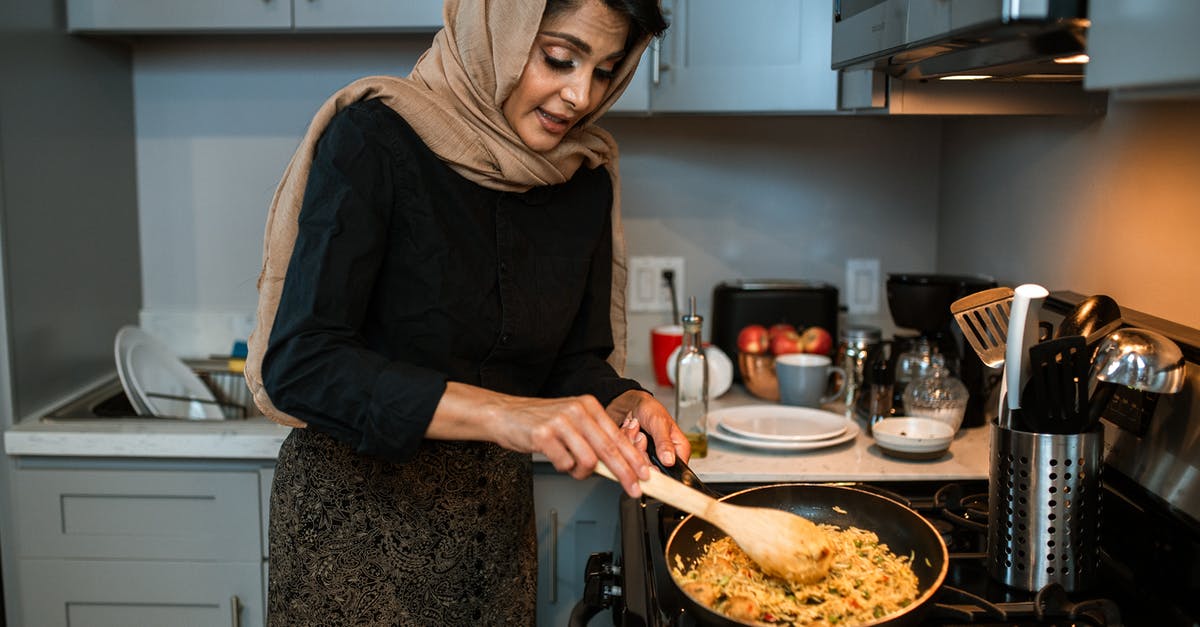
949 289 1186 435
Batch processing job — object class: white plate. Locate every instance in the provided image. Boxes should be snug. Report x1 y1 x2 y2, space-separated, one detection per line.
117 325 224 420
114 326 152 415
666 344 733 399
713 405 847 442
709 416 859 451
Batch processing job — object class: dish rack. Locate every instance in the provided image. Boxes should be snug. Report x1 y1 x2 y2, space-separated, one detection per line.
44 360 264 422
189 361 263 420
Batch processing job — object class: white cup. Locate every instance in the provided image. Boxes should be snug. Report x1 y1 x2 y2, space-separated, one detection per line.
774 354 846 408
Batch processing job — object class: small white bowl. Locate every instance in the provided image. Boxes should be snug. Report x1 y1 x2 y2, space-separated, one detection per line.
871 417 954 460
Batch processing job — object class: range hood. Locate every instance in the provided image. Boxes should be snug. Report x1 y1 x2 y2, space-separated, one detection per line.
832 0 1090 82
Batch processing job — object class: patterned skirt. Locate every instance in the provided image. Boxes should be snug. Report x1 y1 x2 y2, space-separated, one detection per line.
268 428 537 626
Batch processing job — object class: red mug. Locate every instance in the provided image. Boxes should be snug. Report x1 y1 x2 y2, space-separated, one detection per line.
650 325 684 387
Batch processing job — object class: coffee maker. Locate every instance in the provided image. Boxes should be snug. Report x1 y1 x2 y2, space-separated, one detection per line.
885 273 999 428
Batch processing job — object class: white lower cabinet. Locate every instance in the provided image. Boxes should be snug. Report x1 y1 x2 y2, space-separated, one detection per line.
19 560 263 627
9 461 617 626
10 465 269 627
533 469 623 627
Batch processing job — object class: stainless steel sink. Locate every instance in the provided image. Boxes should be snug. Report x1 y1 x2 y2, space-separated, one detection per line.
41 360 260 422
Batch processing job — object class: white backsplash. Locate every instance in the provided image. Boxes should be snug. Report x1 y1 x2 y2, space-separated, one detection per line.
139 309 257 359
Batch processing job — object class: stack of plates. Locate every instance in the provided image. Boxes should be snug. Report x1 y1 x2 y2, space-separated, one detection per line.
708 405 859 451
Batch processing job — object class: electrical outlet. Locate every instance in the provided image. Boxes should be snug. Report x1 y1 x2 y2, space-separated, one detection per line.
628 256 685 314
846 258 881 315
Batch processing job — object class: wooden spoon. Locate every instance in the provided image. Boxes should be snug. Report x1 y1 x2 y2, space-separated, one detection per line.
595 462 833 585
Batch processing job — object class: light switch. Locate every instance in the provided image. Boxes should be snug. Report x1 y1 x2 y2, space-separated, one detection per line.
846 258 881 315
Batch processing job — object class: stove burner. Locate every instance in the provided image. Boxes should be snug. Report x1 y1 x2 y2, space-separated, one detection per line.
932 583 1121 626
935 482 989 534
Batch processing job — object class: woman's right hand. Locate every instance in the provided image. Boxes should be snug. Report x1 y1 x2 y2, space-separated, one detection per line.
427 383 651 498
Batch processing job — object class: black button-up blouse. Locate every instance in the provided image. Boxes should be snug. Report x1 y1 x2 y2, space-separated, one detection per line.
262 99 642 461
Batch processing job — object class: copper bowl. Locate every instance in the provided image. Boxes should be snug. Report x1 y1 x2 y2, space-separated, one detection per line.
737 352 779 401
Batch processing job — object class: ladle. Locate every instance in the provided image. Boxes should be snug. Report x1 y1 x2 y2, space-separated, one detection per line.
1091 327 1185 393
1087 327 1186 429
594 461 834 585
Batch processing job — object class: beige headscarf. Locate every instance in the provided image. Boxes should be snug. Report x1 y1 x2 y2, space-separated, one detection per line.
246 0 647 427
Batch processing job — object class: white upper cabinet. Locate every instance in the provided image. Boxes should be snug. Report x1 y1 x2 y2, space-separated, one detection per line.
608 48 652 113
1084 1 1200 98
642 0 838 113
67 0 444 33
293 0 442 31
68 0 291 32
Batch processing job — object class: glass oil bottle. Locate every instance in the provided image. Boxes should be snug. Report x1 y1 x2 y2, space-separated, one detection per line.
675 297 709 457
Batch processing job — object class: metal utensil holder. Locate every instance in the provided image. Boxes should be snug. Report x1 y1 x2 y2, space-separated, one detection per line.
987 422 1103 592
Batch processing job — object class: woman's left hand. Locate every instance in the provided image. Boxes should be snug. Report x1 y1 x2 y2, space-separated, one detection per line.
606 390 690 466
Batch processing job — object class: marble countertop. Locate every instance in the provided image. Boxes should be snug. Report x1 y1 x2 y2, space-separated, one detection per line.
3 366 990 482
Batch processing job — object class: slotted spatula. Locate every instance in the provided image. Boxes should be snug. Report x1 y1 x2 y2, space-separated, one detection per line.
951 287 1015 368
1026 335 1090 433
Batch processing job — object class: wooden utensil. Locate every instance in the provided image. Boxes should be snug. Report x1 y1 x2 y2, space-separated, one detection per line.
951 287 1015 368
594 462 833 584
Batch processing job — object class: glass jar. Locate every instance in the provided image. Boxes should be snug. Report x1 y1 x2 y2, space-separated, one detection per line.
837 325 882 418
893 336 936 413
904 355 970 433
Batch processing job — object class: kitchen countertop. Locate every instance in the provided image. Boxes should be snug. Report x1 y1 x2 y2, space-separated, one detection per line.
2 365 990 482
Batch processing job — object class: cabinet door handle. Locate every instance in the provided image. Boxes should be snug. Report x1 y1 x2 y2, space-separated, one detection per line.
549 508 559 603
651 38 661 85
230 594 242 627
652 3 673 85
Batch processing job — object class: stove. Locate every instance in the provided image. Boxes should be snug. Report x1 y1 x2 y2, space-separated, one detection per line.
571 473 1199 627
572 292 1200 627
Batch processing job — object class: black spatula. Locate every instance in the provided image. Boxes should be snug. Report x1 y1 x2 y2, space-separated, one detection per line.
1026 335 1090 434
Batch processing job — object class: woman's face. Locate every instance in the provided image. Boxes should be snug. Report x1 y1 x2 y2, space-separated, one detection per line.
502 0 630 152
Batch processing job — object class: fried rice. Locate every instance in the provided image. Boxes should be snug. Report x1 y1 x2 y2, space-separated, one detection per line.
672 525 919 626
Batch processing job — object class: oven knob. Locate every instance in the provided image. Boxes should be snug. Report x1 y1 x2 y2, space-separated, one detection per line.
570 552 624 626
583 552 623 605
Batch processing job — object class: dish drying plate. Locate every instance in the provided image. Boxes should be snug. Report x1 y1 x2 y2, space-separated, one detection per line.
115 326 224 420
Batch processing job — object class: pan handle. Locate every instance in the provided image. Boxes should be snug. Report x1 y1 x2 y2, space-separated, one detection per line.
640 431 723 499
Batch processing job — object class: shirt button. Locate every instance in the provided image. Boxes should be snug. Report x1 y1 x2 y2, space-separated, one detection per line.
500 333 512 345
499 262 509 273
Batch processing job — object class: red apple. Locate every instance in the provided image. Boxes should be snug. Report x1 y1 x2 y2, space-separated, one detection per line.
799 326 834 355
736 324 770 354
767 322 797 341
770 329 805 355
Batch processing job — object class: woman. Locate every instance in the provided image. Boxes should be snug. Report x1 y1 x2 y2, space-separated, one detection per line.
243 0 682 623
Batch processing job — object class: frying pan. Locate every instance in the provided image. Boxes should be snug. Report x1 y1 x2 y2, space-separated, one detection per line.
650 448 948 627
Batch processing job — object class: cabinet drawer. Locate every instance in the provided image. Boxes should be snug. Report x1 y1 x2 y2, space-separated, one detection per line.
12 469 261 561
19 559 263 627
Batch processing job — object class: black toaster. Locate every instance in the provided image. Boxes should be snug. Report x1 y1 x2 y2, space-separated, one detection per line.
710 280 840 381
